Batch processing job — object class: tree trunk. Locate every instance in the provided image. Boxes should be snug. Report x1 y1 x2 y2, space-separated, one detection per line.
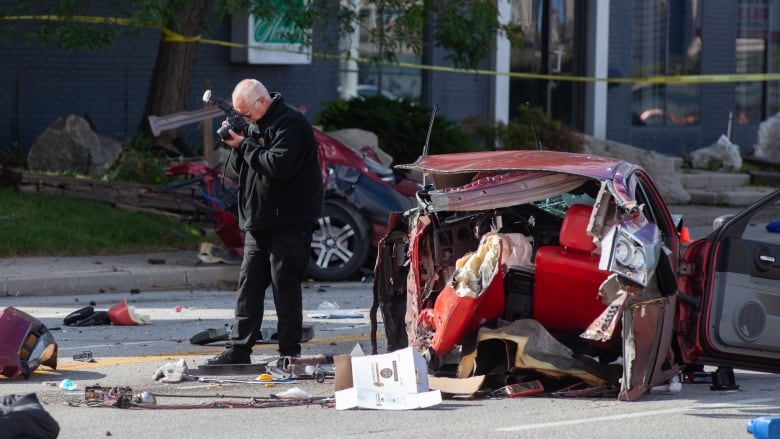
140 0 208 149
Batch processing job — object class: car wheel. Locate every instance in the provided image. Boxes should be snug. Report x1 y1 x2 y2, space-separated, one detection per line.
307 199 370 281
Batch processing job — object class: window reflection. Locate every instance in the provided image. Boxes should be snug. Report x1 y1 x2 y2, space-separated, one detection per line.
631 0 701 126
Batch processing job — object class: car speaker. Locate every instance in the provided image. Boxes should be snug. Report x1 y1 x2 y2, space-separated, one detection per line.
734 300 766 342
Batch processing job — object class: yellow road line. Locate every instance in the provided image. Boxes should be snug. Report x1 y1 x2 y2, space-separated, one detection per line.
52 332 382 371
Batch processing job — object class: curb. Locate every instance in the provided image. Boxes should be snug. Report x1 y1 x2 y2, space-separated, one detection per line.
3 265 239 297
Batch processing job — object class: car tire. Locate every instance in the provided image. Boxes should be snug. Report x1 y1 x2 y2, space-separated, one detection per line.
307 199 370 281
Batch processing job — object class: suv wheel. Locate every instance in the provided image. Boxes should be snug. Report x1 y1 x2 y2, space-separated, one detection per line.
307 199 370 281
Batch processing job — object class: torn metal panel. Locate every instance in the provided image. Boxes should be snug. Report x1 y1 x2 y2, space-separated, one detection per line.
619 295 680 401
589 181 621 243
427 172 587 212
397 150 627 183
581 278 627 342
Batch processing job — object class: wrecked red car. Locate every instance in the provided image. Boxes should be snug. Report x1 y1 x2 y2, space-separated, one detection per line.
154 93 417 282
164 128 416 282
372 149 780 400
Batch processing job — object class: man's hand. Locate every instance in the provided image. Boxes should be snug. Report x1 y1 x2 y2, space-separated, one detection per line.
221 122 246 149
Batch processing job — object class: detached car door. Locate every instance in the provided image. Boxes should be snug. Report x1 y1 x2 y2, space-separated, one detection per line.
678 190 780 372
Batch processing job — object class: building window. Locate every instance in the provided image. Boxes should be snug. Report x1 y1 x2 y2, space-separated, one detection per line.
338 1 422 101
735 0 779 125
631 0 701 126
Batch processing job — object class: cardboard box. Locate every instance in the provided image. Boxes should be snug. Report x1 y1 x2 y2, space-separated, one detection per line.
335 347 442 410
335 386 442 410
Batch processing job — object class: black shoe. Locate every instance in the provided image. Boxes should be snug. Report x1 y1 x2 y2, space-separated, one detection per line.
205 348 251 365
279 351 301 358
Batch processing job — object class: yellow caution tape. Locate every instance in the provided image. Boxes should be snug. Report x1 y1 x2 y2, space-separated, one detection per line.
5 14 780 84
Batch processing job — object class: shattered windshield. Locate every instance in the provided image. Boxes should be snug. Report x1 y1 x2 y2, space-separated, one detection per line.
532 177 601 218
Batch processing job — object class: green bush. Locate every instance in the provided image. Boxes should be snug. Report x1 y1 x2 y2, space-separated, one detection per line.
470 105 583 153
315 96 482 165
105 135 170 184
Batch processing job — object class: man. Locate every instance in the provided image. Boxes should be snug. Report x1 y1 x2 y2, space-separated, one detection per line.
207 79 323 364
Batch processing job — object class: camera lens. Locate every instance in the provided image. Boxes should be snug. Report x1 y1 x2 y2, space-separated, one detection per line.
216 124 232 141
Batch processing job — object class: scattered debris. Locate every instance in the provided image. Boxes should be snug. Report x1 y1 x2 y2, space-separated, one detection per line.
493 380 545 398
0 307 58 379
197 242 242 264
270 387 311 400
0 393 60 438
107 299 150 326
74 385 331 409
189 325 314 345
63 299 150 327
58 379 77 391
152 359 194 383
81 385 135 408
63 306 110 327
72 351 94 362
197 375 297 385
307 301 363 319
197 362 268 375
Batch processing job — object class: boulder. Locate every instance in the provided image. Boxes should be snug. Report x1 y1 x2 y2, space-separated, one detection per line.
753 111 780 163
27 115 123 177
690 134 742 171
581 134 691 204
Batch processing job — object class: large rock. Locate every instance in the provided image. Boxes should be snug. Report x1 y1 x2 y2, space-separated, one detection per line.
27 115 123 177
325 128 393 166
581 135 691 204
753 111 780 163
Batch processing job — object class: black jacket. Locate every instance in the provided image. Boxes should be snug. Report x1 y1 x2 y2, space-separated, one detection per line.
227 93 324 231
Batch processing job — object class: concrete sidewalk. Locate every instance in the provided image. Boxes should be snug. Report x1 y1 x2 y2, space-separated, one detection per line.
1 250 240 297
0 204 741 297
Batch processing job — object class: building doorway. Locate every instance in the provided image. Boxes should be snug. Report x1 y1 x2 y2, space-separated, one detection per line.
509 0 586 130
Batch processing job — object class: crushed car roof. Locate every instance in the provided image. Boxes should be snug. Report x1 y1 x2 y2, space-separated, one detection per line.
398 150 630 181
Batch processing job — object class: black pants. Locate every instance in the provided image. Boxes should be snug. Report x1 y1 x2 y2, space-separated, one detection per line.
228 224 312 356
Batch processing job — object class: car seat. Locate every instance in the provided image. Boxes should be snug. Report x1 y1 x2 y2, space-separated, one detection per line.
532 203 610 335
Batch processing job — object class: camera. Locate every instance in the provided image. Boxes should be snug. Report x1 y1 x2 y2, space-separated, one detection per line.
216 110 250 142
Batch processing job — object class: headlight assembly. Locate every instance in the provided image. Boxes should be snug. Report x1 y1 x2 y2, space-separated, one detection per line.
608 227 649 286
